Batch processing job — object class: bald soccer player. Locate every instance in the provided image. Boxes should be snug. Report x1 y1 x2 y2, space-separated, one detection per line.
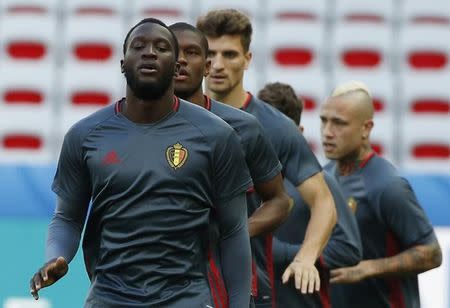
258 82 362 308
321 81 442 308
198 9 336 307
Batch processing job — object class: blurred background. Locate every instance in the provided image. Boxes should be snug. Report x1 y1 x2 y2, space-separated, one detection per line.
0 0 448 307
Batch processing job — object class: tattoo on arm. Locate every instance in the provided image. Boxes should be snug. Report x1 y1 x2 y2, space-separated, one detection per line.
369 242 442 278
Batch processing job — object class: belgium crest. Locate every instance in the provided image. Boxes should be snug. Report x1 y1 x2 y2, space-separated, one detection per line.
166 142 188 169
347 197 357 214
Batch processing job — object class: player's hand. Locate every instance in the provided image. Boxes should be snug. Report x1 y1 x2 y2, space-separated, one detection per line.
30 257 68 300
282 258 320 294
330 261 370 284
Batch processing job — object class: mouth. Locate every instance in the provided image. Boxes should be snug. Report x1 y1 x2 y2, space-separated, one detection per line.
175 68 189 81
209 74 227 83
138 63 158 74
322 142 336 152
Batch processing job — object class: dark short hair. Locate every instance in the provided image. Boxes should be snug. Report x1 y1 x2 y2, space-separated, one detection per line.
258 82 304 125
196 9 252 52
123 17 179 59
169 22 209 58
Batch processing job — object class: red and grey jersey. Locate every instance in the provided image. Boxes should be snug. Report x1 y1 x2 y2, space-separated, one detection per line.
52 97 252 307
241 93 322 308
325 153 437 308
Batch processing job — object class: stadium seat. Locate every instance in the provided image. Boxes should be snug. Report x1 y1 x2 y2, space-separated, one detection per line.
265 22 325 72
398 25 450 73
0 0 59 15
62 16 124 67
131 0 193 25
0 108 54 164
370 114 395 161
0 63 54 114
400 72 450 117
400 118 450 172
334 0 395 23
266 0 328 22
199 0 260 20
332 70 395 117
59 65 124 135
400 0 450 25
0 15 56 66
63 0 127 17
331 23 392 72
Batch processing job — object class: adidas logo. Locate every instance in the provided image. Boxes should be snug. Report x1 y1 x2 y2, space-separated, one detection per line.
102 150 120 164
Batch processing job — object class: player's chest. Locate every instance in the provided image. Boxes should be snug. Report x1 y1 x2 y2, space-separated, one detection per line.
85 131 211 186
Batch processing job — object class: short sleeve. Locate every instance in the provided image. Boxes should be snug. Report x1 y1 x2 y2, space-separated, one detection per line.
277 124 322 186
379 177 437 247
213 129 252 201
52 127 92 205
245 119 282 184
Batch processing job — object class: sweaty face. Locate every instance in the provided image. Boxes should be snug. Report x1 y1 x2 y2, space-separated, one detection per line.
173 29 208 99
122 22 177 101
205 35 250 96
320 97 366 160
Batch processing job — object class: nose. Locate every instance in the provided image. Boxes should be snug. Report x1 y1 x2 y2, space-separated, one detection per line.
321 121 334 140
143 44 157 59
211 54 224 71
178 51 187 66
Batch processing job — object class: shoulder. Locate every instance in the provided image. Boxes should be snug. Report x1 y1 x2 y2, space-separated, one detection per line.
212 99 263 134
363 155 407 198
324 161 337 174
177 98 235 139
65 103 117 143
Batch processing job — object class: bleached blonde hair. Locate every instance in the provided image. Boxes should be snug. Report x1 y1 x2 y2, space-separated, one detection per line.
331 80 371 98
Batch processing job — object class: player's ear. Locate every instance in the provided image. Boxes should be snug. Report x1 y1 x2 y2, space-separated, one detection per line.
299 125 304 133
174 61 181 77
204 59 211 77
243 51 252 70
362 119 374 139
120 59 125 74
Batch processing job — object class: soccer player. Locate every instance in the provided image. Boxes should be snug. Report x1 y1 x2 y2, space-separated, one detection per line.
29 18 254 308
320 81 442 308
197 9 337 308
169 22 291 307
258 82 362 307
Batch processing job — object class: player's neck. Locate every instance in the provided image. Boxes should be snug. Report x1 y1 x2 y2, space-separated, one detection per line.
207 84 247 109
184 88 205 108
124 86 175 123
337 144 373 176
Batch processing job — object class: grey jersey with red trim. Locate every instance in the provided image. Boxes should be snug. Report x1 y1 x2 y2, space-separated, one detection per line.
325 154 437 308
52 98 252 307
205 97 282 308
242 94 322 308
273 173 362 308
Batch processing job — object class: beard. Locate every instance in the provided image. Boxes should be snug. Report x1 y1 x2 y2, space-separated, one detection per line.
124 64 175 101
175 77 204 100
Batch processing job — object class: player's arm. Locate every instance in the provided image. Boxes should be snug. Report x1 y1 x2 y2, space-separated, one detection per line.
30 196 89 299
30 124 92 300
331 178 442 284
282 172 336 293
216 193 252 308
245 118 291 237
321 174 362 269
248 174 292 238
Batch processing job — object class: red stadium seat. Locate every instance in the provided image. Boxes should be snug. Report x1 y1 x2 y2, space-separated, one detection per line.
332 23 391 72
0 16 56 65
60 65 124 135
334 0 395 24
200 0 259 20
63 16 124 67
0 0 59 15
399 25 450 73
400 0 450 25
266 22 325 71
63 0 127 17
266 0 327 22
131 0 193 25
